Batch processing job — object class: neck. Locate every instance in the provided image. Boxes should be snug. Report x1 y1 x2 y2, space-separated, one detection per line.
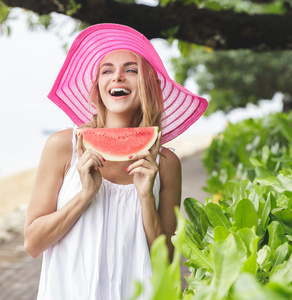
105 111 141 128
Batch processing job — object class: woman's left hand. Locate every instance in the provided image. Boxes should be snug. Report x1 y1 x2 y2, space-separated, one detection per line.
127 131 162 200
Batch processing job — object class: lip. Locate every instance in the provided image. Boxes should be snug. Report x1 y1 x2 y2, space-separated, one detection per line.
108 86 131 93
108 86 132 99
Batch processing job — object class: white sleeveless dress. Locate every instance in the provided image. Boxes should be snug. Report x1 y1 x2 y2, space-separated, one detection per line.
37 128 160 300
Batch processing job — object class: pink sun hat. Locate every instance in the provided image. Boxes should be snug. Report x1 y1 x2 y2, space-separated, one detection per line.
48 23 208 144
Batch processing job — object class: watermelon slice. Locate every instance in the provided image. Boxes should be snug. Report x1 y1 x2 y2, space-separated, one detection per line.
77 126 159 161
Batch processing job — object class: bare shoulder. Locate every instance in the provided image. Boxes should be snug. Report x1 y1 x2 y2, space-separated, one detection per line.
45 128 73 151
160 147 181 170
41 128 74 173
159 147 182 185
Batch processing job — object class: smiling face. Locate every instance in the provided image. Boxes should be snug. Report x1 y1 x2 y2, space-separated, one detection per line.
97 50 142 127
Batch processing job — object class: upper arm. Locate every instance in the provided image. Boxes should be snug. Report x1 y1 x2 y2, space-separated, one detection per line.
25 129 73 228
158 148 182 249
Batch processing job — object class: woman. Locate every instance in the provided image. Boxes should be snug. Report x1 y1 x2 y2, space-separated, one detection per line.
24 24 207 300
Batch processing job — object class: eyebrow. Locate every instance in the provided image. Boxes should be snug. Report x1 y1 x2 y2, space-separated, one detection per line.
100 62 138 68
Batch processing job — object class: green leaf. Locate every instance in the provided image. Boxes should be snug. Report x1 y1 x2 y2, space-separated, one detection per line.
257 245 272 268
242 239 258 274
232 231 249 266
205 203 231 230
258 192 275 237
128 281 143 300
270 253 292 285
255 167 273 179
255 176 284 193
202 226 214 245
150 236 181 300
195 268 207 280
250 157 264 168
184 197 208 229
267 221 289 251
232 273 272 300
237 228 259 260
150 207 186 300
185 223 203 249
278 116 292 143
277 173 292 192
185 273 209 292
150 235 170 290
273 207 292 228
66 0 82 16
234 198 258 229
229 180 257 216
214 226 229 242
181 234 213 272
232 228 259 274
262 145 270 165
209 235 241 299
270 214 292 236
265 281 292 299
273 242 290 268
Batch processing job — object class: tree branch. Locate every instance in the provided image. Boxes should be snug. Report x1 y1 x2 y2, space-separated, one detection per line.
3 0 292 50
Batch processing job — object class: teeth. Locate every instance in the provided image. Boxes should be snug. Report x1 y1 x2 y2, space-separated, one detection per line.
110 88 131 95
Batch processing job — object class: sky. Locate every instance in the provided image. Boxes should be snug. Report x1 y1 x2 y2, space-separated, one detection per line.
0 8 283 177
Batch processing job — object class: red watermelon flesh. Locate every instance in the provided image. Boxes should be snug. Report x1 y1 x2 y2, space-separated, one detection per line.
77 126 159 161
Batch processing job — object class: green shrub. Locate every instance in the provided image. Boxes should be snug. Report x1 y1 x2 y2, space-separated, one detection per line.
202 112 292 196
134 112 292 300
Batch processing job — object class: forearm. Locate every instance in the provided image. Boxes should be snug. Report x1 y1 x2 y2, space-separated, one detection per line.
140 195 165 249
24 192 92 258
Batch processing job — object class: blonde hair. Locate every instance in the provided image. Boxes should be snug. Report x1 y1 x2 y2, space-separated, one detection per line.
81 51 163 129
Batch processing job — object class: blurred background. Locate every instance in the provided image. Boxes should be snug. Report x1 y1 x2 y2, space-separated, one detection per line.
0 0 291 298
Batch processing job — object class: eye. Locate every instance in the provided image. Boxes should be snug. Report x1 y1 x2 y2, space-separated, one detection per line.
100 67 113 75
101 69 112 74
126 68 138 73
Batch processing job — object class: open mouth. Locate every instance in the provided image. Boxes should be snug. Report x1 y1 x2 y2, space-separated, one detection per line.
109 88 131 97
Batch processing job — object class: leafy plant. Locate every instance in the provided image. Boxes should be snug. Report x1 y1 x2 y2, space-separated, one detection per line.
0 1 11 35
202 112 292 195
181 174 292 299
140 111 292 300
171 47 292 115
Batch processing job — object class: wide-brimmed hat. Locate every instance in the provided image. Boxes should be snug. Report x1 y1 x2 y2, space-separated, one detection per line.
48 23 208 144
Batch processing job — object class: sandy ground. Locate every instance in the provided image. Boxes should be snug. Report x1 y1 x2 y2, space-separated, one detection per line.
0 134 213 243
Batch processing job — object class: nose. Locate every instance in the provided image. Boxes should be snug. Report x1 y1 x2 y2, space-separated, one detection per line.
112 69 125 82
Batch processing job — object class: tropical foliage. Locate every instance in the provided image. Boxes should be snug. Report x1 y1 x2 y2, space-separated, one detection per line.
140 112 292 299
171 45 292 114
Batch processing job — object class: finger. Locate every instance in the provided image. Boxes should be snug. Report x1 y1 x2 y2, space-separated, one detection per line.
86 148 106 164
78 150 104 170
128 165 158 178
76 131 85 159
81 158 101 173
127 157 158 174
129 150 154 162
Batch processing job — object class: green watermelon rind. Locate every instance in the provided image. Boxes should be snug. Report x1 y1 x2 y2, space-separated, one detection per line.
76 126 159 161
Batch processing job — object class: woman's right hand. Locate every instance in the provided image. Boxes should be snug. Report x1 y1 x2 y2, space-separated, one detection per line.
76 132 104 200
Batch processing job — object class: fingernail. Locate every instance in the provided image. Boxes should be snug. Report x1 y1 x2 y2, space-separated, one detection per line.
102 157 106 162
128 155 133 159
125 167 129 171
